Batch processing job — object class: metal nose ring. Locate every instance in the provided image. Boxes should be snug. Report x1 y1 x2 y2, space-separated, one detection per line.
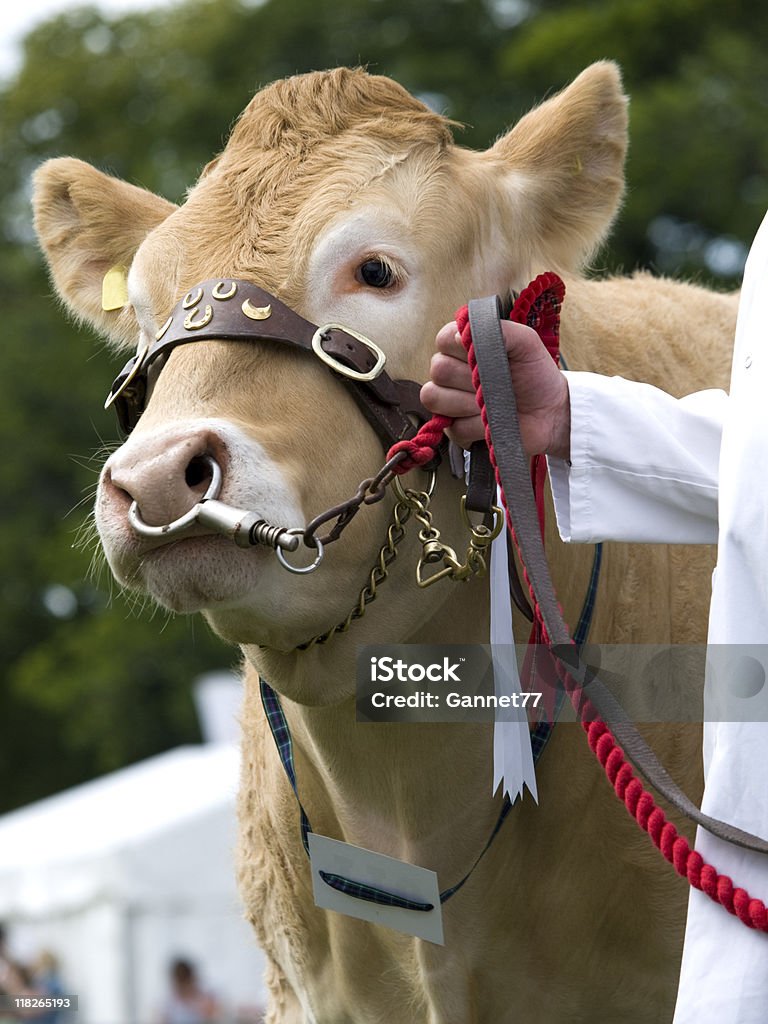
128 455 223 538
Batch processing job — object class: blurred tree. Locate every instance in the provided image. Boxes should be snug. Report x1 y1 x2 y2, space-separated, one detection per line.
503 0 768 280
0 0 764 810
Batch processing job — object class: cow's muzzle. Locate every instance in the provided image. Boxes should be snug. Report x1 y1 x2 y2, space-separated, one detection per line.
127 453 328 573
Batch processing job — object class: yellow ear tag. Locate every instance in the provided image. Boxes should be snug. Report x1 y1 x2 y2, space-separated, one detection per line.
102 265 129 311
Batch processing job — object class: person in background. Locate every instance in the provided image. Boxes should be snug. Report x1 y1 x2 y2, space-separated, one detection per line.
0 961 43 1023
161 958 221 1024
29 951 66 1024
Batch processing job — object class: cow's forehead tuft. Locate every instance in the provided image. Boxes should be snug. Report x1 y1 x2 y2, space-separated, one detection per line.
221 67 455 159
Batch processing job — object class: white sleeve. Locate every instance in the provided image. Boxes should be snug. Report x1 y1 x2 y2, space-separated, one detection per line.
547 372 726 545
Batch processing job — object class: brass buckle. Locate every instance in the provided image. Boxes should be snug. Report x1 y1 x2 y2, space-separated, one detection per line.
311 324 386 382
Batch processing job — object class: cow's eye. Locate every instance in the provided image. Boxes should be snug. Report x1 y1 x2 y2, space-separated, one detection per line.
356 258 397 289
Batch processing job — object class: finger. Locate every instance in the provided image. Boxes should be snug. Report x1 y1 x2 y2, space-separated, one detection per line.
435 322 467 361
420 380 480 420
428 352 474 391
499 319 548 361
445 415 485 449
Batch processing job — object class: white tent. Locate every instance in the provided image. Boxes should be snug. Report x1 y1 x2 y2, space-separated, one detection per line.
0 743 268 1023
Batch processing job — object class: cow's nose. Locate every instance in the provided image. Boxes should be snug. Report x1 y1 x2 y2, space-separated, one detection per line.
104 431 227 529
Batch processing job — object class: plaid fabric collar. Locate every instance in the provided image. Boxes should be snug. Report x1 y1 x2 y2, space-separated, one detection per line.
259 678 513 912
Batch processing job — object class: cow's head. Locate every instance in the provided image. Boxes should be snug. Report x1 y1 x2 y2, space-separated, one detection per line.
33 63 627 655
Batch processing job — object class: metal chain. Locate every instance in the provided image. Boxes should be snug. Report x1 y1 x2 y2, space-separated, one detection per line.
302 451 408 549
296 498 413 650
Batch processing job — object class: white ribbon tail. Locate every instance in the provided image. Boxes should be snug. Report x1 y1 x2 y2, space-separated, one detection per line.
490 486 538 803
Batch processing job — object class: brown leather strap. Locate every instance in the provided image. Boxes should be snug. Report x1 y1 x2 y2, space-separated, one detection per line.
465 441 497 514
108 278 430 449
463 440 533 620
468 294 768 855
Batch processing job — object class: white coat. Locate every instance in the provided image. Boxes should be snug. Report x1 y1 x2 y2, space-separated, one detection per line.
548 211 768 1021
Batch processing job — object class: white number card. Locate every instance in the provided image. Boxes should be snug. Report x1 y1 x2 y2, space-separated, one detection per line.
308 833 444 945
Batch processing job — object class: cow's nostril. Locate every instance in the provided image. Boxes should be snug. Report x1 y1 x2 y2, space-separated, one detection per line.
185 455 213 490
105 437 226 531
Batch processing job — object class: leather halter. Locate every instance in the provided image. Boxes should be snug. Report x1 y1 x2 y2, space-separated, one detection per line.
105 277 431 447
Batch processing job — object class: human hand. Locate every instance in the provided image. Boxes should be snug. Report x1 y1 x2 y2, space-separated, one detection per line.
421 319 571 459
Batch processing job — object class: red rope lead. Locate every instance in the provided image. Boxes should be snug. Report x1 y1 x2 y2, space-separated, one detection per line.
387 272 768 934
388 415 453 473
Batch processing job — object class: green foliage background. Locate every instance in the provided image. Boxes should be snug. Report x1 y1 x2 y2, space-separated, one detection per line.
1 0 764 811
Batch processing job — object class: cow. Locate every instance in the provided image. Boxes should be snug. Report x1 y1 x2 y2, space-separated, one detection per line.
33 62 737 1022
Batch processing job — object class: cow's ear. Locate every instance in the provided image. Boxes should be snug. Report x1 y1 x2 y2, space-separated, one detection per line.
32 157 177 347
485 61 628 273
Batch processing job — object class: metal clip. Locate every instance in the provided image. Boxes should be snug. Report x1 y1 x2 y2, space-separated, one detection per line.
392 478 504 588
461 497 504 569
416 525 464 587
413 501 465 588
416 548 466 587
420 538 447 565
416 497 505 587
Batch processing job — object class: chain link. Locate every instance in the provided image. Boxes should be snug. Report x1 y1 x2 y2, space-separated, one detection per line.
302 451 408 549
296 498 413 650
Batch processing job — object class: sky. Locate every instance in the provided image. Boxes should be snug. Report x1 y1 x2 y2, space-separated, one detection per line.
0 0 163 79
